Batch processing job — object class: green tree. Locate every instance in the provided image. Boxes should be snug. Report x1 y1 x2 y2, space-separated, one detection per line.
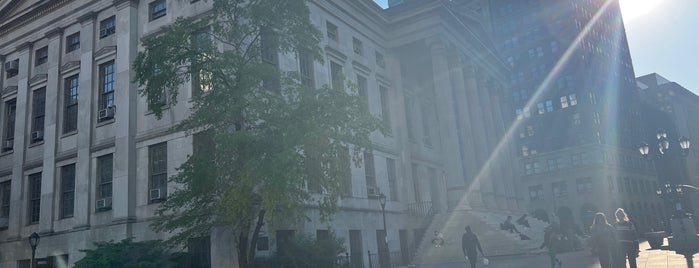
74 239 178 268
133 0 382 267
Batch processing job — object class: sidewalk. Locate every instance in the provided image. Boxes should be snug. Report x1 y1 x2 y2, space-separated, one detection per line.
421 241 699 267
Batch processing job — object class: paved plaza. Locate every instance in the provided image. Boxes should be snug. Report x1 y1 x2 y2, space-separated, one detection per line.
421 241 699 268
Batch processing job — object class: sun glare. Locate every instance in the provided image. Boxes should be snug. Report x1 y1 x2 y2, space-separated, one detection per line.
619 0 664 21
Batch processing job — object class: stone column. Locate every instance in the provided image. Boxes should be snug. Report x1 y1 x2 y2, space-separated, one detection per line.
39 29 63 233
462 60 493 209
73 13 97 229
7 42 32 239
447 54 479 210
427 38 468 210
476 78 507 210
112 0 139 227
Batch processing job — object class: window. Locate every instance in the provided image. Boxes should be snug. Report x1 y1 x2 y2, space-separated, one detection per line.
330 61 343 90
556 157 567 170
526 125 534 136
66 32 80 53
523 107 531 118
537 103 545 114
547 159 556 171
261 30 280 93
149 142 167 203
28 173 41 224
35 46 48 66
3 99 16 151
524 163 533 175
546 100 553 112
326 21 338 41
533 161 542 174
356 75 368 102
516 109 523 120
364 152 377 196
31 88 46 143
572 113 581 126
379 86 391 133
5 59 19 78
191 29 212 96
528 49 535 59
375 51 385 68
550 41 559 52
188 236 211 268
60 164 75 218
560 96 569 108
64 75 79 133
0 180 10 227
97 154 113 210
99 16 116 38
386 158 397 201
552 181 567 197
99 61 115 118
352 38 363 56
537 46 543 57
569 94 577 106
529 185 544 200
149 0 166 21
593 112 601 125
298 50 314 87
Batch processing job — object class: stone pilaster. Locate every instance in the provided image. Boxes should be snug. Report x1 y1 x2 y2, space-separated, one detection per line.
461 59 491 209
111 0 139 227
7 43 32 239
39 29 63 233
427 38 468 211
73 14 96 229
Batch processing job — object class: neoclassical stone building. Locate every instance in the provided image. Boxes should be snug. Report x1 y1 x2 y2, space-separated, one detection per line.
0 0 523 266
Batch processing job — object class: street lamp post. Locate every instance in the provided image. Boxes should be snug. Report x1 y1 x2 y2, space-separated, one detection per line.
378 193 389 268
28 232 39 268
639 129 699 268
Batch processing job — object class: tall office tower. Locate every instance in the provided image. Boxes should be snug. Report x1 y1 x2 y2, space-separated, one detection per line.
488 0 660 231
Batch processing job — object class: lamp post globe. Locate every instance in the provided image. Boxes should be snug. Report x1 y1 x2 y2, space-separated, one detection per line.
28 232 39 268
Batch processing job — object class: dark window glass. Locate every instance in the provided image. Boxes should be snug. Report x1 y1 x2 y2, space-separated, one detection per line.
31 88 46 143
60 164 75 218
5 59 19 78
261 30 280 93
4 99 16 150
380 86 391 134
330 61 343 90
149 142 167 202
66 32 80 53
0 180 10 225
188 236 211 268
149 0 167 21
386 158 397 201
35 47 48 66
97 154 113 201
64 75 79 133
99 61 115 120
326 21 338 41
298 50 314 87
28 173 41 224
99 16 116 38
364 152 376 195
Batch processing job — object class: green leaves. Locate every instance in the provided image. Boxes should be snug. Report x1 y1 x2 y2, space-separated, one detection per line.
133 0 381 265
74 239 178 268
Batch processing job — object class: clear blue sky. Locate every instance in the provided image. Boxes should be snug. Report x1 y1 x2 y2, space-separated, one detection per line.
372 0 699 95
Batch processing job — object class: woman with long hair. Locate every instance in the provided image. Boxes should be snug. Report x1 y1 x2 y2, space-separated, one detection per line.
613 208 640 268
589 212 616 268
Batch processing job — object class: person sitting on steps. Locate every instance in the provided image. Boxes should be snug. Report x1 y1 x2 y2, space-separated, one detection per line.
517 214 531 228
501 215 521 234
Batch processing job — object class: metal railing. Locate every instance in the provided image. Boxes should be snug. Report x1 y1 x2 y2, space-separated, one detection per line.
406 201 433 217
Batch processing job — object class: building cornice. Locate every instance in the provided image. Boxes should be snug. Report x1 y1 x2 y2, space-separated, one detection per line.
0 0 74 38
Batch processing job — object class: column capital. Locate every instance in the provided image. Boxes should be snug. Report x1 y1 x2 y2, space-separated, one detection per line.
15 41 32 52
426 36 448 54
44 27 64 39
113 0 139 9
77 11 97 24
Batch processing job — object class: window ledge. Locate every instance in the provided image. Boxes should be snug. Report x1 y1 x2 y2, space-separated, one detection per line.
28 141 44 148
96 119 115 127
61 130 78 138
0 150 12 156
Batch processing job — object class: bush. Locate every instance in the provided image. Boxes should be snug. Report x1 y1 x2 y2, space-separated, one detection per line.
257 233 346 268
74 239 180 268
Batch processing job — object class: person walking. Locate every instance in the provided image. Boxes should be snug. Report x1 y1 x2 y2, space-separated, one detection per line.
613 208 639 268
589 213 616 268
462 226 485 268
540 223 563 268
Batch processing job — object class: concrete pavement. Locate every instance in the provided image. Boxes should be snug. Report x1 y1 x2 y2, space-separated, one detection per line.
420 241 699 268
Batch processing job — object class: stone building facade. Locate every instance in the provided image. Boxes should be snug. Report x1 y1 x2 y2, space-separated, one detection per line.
0 0 522 267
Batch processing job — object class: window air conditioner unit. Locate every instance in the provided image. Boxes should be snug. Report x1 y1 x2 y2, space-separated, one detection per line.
31 131 43 141
149 188 162 201
98 105 115 120
2 140 12 150
96 197 112 210
367 186 379 197
4 61 19 73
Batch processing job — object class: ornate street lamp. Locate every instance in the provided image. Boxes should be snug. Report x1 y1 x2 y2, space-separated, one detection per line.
640 130 698 267
378 193 389 268
28 232 39 268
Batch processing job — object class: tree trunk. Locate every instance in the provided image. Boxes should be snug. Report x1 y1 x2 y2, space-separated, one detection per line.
237 209 266 268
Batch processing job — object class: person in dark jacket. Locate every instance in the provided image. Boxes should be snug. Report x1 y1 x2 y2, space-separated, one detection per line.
540 223 563 268
613 208 639 268
517 214 531 228
462 226 484 268
590 212 616 268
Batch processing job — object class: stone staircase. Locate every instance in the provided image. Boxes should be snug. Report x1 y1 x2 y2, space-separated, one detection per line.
412 209 549 265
